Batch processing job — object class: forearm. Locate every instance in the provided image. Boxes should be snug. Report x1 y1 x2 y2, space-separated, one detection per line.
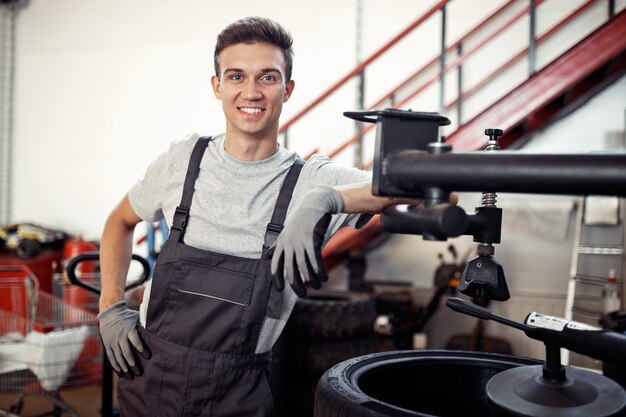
335 181 457 214
99 195 141 312
334 181 413 214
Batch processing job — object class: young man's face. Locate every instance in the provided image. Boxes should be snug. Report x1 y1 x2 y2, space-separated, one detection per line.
211 42 294 142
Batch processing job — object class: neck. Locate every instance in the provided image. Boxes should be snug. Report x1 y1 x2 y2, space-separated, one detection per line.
223 133 280 161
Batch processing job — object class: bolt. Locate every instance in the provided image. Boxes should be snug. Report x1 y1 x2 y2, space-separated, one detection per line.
477 244 495 256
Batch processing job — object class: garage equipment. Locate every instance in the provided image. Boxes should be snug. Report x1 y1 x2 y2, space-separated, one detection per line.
346 108 626 304
336 108 626 416
601 310 626 386
316 349 546 417
448 297 626 416
66 252 150 417
0 224 68 259
0 265 100 417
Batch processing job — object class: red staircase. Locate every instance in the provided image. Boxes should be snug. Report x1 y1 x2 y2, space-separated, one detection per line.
279 1 626 268
449 8 626 150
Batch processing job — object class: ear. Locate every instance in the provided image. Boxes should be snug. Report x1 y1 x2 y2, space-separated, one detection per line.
211 75 222 99
283 79 295 102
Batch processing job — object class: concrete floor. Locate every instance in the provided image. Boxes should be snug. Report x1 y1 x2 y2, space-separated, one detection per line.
0 384 109 416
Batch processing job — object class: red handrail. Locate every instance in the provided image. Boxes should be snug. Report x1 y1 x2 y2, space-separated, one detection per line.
324 0 538 160
324 0 597 161
445 0 597 111
297 0 609 164
381 0 544 115
278 0 449 134
320 2 523 160
447 7 626 150
328 124 375 159
371 0 518 109
295 0 519 159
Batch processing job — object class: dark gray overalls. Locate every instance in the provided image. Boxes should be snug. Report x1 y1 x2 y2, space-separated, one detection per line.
118 137 303 417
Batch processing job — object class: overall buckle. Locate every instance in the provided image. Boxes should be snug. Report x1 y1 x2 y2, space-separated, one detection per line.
171 206 190 231
263 223 283 250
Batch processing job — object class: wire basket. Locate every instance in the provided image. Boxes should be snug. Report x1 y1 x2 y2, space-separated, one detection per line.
54 270 100 315
0 267 102 395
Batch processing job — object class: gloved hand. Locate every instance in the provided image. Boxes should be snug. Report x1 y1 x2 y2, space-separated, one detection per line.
271 185 343 297
98 300 151 379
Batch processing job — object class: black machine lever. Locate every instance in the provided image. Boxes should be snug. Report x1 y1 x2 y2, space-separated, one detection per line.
381 127 509 300
447 297 626 364
66 252 151 294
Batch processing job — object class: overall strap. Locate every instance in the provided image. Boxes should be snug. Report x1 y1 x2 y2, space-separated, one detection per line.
170 136 211 243
264 158 305 319
263 158 305 251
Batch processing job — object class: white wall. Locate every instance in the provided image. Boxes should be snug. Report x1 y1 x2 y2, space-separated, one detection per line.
11 0 362 239
8 0 626 255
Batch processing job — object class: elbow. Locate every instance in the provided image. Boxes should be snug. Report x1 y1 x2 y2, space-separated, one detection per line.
105 195 142 234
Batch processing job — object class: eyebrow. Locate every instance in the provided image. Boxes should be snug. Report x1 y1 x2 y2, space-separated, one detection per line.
223 67 282 76
260 68 282 75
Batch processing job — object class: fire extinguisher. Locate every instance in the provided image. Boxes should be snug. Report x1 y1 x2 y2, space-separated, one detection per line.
63 238 102 385
62 238 98 312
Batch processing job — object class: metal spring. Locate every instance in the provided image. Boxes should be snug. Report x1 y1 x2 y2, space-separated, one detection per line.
482 136 500 207
482 192 497 207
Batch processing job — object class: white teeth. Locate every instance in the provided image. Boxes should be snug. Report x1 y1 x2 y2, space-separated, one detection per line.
240 107 263 114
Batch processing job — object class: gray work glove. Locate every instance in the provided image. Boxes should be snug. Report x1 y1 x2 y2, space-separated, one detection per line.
271 185 343 297
98 300 151 379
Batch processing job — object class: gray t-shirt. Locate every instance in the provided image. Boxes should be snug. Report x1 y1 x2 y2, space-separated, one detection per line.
128 133 371 353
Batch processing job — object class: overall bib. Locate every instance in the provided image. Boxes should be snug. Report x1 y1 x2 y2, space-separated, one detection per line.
118 137 304 417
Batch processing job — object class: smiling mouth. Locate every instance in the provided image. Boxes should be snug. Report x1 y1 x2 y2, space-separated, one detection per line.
238 107 265 115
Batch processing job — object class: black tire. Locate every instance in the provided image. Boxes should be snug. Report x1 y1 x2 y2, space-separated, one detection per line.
314 350 542 417
17 239 41 258
283 335 381 376
286 291 377 339
279 337 381 417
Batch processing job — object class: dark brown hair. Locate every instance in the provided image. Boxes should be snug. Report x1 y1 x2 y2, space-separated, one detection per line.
214 16 294 82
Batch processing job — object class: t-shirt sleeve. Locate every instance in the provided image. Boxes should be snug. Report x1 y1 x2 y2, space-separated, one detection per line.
305 155 372 186
128 150 169 223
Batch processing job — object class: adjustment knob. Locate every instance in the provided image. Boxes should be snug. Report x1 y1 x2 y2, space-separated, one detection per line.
484 128 503 150
485 128 503 137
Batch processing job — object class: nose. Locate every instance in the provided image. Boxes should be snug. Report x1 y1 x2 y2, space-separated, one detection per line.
241 80 262 100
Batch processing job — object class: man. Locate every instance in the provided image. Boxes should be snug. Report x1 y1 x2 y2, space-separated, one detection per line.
98 16 406 416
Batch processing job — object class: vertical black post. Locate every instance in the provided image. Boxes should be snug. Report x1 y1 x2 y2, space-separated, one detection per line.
439 3 447 114
609 0 616 17
348 250 367 292
102 359 115 416
529 0 537 75
543 344 566 381
283 128 289 150
457 43 463 127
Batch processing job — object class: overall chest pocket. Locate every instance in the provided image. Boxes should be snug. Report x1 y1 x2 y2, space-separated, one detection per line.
168 261 256 350
177 262 254 306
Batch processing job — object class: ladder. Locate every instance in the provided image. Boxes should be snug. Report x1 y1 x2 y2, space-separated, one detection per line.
563 195 624 367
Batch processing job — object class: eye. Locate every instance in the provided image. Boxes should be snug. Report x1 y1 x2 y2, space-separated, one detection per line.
229 74 244 81
260 74 277 82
